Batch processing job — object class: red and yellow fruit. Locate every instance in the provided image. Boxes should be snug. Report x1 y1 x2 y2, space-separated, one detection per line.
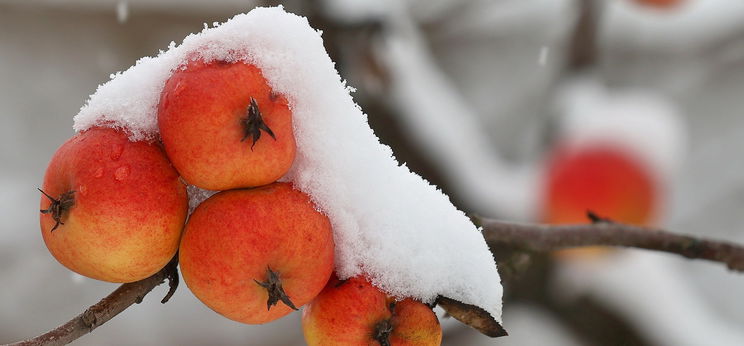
39 127 188 283
179 182 334 324
158 59 296 190
541 144 657 226
540 144 658 257
303 275 442 346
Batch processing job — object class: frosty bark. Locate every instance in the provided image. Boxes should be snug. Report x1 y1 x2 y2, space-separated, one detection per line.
6 256 178 346
481 218 744 271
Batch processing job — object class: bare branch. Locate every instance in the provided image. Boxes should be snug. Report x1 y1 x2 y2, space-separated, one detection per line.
479 217 744 272
11 217 744 344
6 256 179 346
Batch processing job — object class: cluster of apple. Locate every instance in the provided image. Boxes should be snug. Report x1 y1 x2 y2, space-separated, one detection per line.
40 59 442 345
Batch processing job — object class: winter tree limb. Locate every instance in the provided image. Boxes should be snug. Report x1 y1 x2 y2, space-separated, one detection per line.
5 256 179 346
479 216 744 272
9 218 744 345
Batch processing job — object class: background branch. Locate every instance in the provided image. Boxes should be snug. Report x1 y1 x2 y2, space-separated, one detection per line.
9 218 744 345
480 216 744 271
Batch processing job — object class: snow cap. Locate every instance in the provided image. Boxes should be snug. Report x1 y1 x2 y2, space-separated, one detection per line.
73 7 503 321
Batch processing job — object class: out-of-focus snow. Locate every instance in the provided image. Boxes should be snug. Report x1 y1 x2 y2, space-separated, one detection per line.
72 7 502 321
554 77 687 197
603 0 744 51
555 250 744 346
116 1 129 24
382 9 538 220
599 0 744 94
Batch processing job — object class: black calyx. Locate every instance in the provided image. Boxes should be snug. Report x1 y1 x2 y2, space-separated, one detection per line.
241 97 276 150
254 266 298 311
39 188 75 232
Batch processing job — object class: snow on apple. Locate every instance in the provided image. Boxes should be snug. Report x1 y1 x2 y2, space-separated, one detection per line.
73 5 503 324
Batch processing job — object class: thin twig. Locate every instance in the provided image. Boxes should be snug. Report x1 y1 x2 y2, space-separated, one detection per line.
6 255 179 346
479 217 744 271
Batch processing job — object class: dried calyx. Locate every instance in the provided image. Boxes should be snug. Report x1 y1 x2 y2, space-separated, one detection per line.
372 301 397 346
254 266 297 311
241 97 276 150
39 188 75 232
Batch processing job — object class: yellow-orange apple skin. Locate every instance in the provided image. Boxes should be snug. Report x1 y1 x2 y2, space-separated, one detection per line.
179 183 334 324
40 127 188 283
302 275 442 346
158 59 296 190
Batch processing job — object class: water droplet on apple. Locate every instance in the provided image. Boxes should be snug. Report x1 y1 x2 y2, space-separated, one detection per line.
93 167 104 178
79 184 88 196
111 143 124 161
114 165 130 181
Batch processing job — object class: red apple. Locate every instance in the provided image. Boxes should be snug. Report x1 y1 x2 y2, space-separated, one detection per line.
302 275 442 346
540 144 657 226
39 127 188 283
179 182 334 324
540 144 658 257
158 59 296 190
632 0 683 9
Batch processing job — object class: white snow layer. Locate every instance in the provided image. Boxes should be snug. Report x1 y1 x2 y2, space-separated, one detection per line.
73 7 502 321
555 78 686 188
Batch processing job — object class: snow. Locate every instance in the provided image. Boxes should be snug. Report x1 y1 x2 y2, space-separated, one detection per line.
116 1 129 24
382 10 539 220
555 250 744 346
603 0 744 52
554 78 687 192
72 6 502 321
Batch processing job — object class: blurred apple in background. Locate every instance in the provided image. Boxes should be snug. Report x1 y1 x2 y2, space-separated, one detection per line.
540 143 657 227
540 78 686 257
632 0 684 10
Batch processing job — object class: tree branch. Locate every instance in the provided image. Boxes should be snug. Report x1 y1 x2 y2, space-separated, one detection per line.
479 217 744 272
10 217 744 344
6 255 179 346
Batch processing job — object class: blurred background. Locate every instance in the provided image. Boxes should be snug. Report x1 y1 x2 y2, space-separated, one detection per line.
2 0 744 345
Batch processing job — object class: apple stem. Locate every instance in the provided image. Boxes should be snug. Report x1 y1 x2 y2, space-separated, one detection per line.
254 266 298 311
38 188 75 232
240 97 276 150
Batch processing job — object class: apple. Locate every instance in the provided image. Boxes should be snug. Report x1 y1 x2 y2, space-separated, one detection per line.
158 59 296 190
540 144 658 257
302 275 442 346
39 127 188 283
540 144 657 226
179 182 334 324
632 0 682 9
